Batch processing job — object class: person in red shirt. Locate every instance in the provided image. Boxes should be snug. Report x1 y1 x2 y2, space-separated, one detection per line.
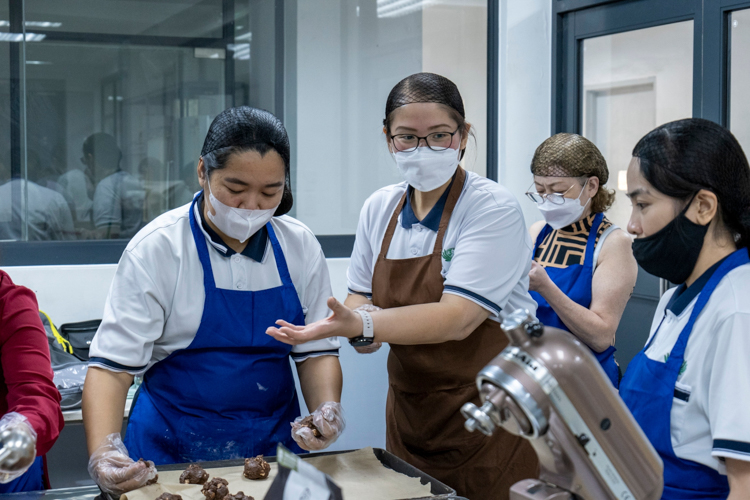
0 270 64 492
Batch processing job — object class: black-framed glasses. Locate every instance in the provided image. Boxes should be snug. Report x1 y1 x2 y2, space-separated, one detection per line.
390 127 461 152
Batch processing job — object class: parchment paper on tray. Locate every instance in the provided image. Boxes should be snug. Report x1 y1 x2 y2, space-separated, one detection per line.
121 447 434 500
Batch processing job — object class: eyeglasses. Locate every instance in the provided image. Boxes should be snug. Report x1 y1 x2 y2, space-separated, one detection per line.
390 127 461 153
525 181 580 205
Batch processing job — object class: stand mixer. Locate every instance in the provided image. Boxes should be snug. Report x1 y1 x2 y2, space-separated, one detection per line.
461 310 663 500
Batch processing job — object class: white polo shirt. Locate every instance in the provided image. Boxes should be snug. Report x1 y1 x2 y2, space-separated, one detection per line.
90 197 340 375
643 258 750 473
347 171 537 322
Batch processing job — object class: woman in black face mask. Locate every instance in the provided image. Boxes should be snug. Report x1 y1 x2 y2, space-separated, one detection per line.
621 118 750 499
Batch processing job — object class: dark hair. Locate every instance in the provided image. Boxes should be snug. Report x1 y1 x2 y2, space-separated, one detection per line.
83 133 122 171
531 133 615 213
632 118 750 249
201 106 293 216
383 72 469 159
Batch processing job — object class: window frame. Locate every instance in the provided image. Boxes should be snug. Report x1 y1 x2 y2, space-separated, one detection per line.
0 0 498 265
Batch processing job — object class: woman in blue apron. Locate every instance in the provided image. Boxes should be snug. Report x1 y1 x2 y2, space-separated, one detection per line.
622 118 750 498
82 107 345 495
0 272 64 492
525 133 637 387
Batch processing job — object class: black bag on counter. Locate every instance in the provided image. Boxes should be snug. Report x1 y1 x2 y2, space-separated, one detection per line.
60 319 101 361
39 311 89 411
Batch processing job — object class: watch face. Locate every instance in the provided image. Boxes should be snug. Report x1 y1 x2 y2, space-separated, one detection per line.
349 336 374 347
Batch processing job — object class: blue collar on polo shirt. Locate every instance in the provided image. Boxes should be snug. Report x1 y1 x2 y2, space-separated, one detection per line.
665 254 730 316
401 174 456 231
197 192 268 262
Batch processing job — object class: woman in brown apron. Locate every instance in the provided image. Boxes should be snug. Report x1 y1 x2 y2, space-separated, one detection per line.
268 73 538 499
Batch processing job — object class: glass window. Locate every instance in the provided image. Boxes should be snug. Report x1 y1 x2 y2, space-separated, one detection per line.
0 0 488 243
289 1 487 235
25 0 224 39
730 8 750 155
581 21 693 230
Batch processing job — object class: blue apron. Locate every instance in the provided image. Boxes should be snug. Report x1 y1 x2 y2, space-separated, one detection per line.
530 212 620 387
620 249 749 499
0 456 43 493
124 196 304 465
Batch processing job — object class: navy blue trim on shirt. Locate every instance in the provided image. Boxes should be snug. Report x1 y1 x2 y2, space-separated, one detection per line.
88 357 148 372
713 439 750 456
444 285 502 316
666 255 730 316
347 287 373 299
196 192 268 262
673 387 691 402
290 349 340 360
400 174 456 231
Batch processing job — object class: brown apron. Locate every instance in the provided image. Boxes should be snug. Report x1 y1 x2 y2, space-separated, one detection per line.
371 168 538 499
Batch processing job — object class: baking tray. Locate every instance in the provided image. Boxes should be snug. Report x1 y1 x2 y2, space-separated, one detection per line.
154 447 456 500
0 448 457 500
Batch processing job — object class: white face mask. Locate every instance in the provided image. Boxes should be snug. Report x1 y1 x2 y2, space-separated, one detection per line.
206 181 277 243
393 146 460 192
537 179 591 230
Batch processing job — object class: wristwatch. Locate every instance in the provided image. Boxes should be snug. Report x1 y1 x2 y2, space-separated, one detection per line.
349 309 375 347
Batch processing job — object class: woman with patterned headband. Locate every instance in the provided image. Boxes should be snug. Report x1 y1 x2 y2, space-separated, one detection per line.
525 133 638 387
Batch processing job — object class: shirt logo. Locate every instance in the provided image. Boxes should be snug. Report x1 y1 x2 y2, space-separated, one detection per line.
442 248 454 262
664 352 688 376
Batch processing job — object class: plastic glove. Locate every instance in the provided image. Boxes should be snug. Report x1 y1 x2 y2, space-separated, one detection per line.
0 412 37 484
353 304 383 354
87 433 158 495
291 402 345 451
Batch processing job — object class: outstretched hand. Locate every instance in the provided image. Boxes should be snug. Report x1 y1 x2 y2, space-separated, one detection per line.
266 297 363 345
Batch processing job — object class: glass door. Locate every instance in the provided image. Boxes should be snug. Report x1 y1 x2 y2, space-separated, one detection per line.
554 1 699 370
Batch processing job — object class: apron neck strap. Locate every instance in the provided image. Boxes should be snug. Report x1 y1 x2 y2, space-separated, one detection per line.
189 194 217 291
667 248 750 360
379 167 466 259
583 212 605 267
265 222 294 287
433 167 466 255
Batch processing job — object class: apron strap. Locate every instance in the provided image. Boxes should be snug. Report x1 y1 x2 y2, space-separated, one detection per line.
667 248 750 360
532 224 553 257
583 212 605 270
379 192 409 260
266 222 294 287
433 167 466 255
189 194 217 291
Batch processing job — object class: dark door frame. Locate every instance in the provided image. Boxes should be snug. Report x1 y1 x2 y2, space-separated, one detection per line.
552 0 750 134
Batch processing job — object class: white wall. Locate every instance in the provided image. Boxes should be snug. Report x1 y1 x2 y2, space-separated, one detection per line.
497 0 552 227
730 9 750 156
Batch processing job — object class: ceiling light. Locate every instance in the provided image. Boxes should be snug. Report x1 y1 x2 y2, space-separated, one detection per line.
0 33 46 42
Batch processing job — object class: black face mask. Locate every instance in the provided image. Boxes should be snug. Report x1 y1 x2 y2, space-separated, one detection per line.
632 204 710 284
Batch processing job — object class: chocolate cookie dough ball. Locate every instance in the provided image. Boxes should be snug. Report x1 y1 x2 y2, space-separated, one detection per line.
299 415 321 438
224 493 254 500
243 455 271 480
180 463 210 485
201 477 229 500
137 459 159 485
156 494 183 500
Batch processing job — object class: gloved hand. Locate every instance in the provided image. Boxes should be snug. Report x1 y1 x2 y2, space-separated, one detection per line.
87 433 158 495
291 402 345 451
0 412 37 484
353 304 383 354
